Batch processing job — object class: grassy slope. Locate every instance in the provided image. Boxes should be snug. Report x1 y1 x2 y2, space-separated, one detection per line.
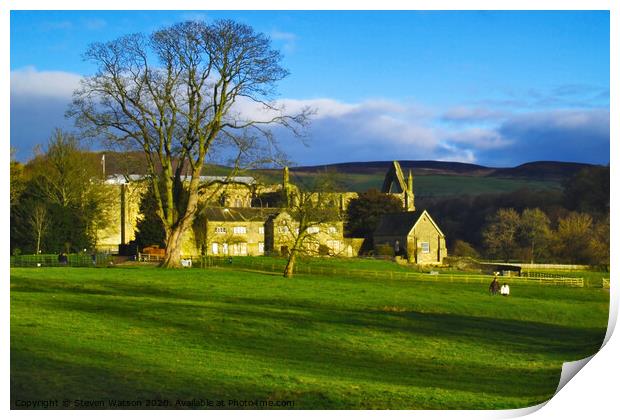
11 267 608 409
264 171 561 195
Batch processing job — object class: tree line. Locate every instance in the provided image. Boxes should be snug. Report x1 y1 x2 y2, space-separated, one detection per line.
10 130 114 255
11 131 609 270
343 166 609 268
433 166 609 267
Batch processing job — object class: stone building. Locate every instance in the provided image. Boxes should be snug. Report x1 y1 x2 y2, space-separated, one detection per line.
374 210 447 265
264 210 345 257
197 207 280 256
97 174 265 254
97 175 147 253
372 160 448 264
198 176 256 208
95 160 445 262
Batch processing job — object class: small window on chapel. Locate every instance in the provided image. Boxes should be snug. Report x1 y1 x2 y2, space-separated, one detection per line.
421 242 430 253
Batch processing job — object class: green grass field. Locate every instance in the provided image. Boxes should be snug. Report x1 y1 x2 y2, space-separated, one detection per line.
254 170 561 195
11 266 608 409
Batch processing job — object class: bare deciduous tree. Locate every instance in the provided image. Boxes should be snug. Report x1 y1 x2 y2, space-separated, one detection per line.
10 148 26 207
28 204 49 255
482 208 520 262
34 129 95 208
554 212 594 264
518 208 551 264
69 20 310 267
281 174 342 278
30 129 115 252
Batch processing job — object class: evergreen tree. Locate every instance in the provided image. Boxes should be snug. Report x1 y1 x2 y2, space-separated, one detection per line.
345 188 403 240
134 185 166 250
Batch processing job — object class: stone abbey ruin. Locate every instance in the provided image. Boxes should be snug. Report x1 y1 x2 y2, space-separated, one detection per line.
98 161 447 265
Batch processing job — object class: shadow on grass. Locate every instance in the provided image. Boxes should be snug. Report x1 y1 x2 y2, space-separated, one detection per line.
11 344 333 410
10 273 607 409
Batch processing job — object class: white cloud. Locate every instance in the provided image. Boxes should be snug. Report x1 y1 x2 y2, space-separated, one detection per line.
443 127 511 150
11 67 81 99
229 97 475 164
179 12 210 22
40 20 73 31
10 67 82 158
435 142 476 164
504 108 608 132
270 30 297 42
269 30 297 53
82 18 107 31
9 67 609 166
476 108 610 165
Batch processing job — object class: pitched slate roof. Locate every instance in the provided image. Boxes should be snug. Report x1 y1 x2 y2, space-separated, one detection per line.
270 208 343 223
374 210 421 236
200 207 280 222
192 175 256 185
104 174 256 185
374 210 445 237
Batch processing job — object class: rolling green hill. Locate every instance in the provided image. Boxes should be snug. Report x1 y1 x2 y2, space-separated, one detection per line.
73 151 597 196
274 160 594 195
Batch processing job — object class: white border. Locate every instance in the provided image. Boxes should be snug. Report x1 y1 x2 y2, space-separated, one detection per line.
3 2 616 419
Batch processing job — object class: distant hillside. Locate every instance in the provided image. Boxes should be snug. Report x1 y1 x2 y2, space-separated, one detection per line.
489 161 597 180
281 160 597 195
292 160 595 180
294 160 493 176
69 152 600 197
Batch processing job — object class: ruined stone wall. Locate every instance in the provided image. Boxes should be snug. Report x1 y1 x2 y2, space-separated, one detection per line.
198 183 254 208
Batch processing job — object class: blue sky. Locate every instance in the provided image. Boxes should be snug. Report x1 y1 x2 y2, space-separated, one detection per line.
10 10 610 166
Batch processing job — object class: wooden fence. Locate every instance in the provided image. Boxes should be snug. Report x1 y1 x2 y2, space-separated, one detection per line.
199 257 585 287
137 252 164 262
10 254 588 288
518 263 590 270
10 254 112 267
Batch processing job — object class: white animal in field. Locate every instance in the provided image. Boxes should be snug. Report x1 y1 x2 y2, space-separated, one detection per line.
180 259 193 268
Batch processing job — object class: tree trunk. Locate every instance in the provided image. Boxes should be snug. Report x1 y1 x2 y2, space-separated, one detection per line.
160 192 199 268
161 226 185 268
36 230 41 255
284 250 296 278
